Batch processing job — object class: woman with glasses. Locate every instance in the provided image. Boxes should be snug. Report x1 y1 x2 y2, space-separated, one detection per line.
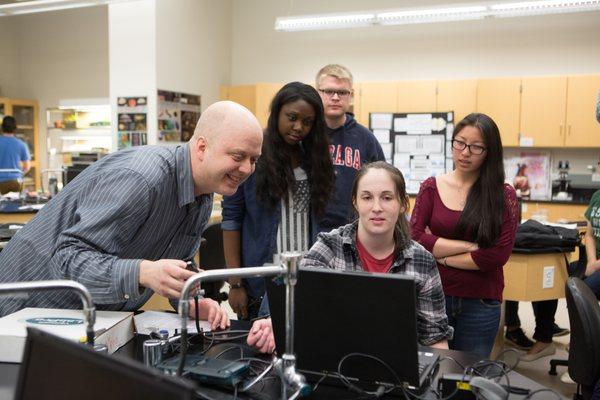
411 113 518 359
222 82 334 320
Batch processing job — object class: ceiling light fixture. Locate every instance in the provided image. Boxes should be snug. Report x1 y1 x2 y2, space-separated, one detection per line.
0 0 136 17
274 0 600 31
275 12 376 32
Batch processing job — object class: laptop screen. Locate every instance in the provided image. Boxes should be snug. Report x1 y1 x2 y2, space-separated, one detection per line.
266 267 423 387
16 327 196 400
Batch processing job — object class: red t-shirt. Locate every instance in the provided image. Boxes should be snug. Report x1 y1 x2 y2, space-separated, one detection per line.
409 177 518 301
356 234 395 273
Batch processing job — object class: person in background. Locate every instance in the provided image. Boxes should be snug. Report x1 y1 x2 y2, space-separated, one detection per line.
0 116 30 194
0 101 262 331
315 64 385 232
247 162 453 353
582 189 600 298
222 82 334 320
411 113 519 359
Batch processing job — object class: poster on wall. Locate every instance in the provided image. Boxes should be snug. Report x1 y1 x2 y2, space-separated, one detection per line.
505 151 551 200
117 96 148 150
157 90 201 142
369 111 453 194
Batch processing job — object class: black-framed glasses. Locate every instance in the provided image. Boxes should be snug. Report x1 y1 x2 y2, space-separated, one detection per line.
451 139 486 155
318 88 352 99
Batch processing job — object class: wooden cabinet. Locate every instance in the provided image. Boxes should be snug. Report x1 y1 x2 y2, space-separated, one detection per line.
0 98 40 190
476 78 521 147
436 79 477 126
565 75 600 147
220 83 282 128
397 80 437 113
520 76 568 147
357 82 398 127
521 202 587 222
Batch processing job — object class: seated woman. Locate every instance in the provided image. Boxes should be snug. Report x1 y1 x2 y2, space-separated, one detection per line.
582 189 600 298
247 161 453 353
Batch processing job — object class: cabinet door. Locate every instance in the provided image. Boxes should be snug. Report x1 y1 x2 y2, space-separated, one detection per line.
565 75 600 147
397 80 437 113
437 79 477 126
476 78 521 147
255 83 283 128
520 77 567 147
224 85 256 117
358 82 398 128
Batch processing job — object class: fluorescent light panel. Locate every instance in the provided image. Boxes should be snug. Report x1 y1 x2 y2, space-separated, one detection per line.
0 0 135 17
275 13 375 31
275 0 600 31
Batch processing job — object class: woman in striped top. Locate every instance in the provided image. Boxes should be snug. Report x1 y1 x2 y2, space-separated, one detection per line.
222 82 334 320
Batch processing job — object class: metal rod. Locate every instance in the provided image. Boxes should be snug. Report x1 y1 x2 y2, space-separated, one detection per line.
0 280 96 346
281 252 301 356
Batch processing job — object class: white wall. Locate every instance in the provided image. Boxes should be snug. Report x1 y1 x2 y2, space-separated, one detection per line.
230 0 600 84
0 18 21 98
156 0 232 110
109 0 157 146
14 6 109 169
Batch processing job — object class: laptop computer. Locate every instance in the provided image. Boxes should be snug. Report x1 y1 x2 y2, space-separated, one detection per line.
15 327 197 400
266 267 439 391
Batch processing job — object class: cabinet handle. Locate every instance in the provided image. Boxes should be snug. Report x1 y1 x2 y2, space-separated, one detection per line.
559 125 563 136
568 125 571 136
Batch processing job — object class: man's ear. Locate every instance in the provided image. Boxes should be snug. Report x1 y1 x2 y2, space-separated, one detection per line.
194 136 207 161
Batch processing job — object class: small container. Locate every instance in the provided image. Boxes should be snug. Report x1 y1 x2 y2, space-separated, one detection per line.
143 339 163 367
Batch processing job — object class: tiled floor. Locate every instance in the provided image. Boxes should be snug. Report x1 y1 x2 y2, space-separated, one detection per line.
506 298 576 400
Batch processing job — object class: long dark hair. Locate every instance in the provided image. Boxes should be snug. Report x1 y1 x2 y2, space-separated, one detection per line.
351 161 411 254
255 82 333 216
454 113 505 248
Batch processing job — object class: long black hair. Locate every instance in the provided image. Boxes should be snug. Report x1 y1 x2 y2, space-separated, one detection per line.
351 161 412 254
454 113 505 248
255 82 333 216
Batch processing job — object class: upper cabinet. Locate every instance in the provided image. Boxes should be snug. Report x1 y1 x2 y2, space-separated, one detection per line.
220 83 282 128
437 79 477 126
397 80 437 114
357 82 398 127
520 76 568 147
565 75 600 148
476 78 521 147
0 98 40 190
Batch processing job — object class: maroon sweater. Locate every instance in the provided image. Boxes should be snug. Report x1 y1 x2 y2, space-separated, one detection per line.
410 177 518 301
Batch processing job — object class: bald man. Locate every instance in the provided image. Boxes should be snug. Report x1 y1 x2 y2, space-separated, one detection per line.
0 101 263 327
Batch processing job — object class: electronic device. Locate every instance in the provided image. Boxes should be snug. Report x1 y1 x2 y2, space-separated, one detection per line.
266 267 439 390
158 353 249 387
16 327 197 400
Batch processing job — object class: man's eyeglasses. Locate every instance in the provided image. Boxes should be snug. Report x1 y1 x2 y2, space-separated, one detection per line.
318 89 352 99
451 139 486 155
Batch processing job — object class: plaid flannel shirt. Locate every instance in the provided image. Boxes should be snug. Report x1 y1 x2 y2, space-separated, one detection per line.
300 221 453 346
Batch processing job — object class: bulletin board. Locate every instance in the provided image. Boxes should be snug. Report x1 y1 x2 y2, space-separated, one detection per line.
369 111 455 194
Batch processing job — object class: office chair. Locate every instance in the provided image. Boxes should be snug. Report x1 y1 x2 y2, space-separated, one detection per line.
198 222 228 303
549 277 600 400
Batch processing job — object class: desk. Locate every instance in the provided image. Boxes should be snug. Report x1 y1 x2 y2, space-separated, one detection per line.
0 321 550 400
0 200 43 225
503 251 572 302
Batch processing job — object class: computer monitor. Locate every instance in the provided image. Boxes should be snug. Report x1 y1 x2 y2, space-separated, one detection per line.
266 267 438 389
16 327 196 400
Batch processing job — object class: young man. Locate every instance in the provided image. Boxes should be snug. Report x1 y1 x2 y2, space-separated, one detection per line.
0 101 263 330
0 116 30 194
315 64 385 232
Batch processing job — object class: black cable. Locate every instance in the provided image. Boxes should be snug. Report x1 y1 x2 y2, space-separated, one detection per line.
337 352 402 398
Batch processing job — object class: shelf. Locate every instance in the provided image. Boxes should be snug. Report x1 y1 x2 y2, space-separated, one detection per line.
17 125 34 130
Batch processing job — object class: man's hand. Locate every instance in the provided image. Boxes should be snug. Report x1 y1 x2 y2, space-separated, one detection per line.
139 259 196 299
228 286 249 319
189 298 230 330
247 318 275 354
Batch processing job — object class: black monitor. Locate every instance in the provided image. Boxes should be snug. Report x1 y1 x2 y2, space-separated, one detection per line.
16 327 196 400
266 267 438 389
